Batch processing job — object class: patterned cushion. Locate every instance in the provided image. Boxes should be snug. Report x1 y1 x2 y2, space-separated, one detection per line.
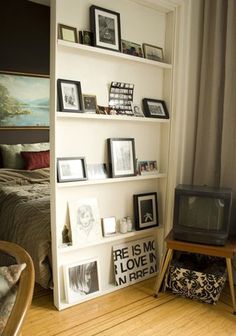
0 263 26 335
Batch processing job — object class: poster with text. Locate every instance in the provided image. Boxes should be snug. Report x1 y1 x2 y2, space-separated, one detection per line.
112 236 157 286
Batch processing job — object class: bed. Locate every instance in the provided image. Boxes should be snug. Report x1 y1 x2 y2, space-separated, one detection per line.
0 143 52 289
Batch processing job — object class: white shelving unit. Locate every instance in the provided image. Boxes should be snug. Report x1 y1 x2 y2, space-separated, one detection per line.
50 0 185 310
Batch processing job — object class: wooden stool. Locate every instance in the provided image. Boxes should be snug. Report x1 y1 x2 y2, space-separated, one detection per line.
154 230 236 314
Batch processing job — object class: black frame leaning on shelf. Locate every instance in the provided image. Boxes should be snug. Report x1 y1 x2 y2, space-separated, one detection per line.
57 79 83 113
90 5 121 52
133 192 159 230
142 98 169 119
58 24 78 43
57 157 88 182
107 138 136 178
142 43 164 62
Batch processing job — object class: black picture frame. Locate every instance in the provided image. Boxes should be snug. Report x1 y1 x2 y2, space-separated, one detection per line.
107 138 136 178
133 192 159 230
142 43 163 62
57 157 87 183
90 5 121 52
82 94 97 113
58 24 78 43
57 79 83 113
142 98 169 119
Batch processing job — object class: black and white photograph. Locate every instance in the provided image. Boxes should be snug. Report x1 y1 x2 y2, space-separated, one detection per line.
90 5 121 52
69 198 102 246
131 103 145 117
63 259 100 303
143 43 163 62
83 94 97 113
107 138 136 178
79 30 93 46
133 192 159 230
57 157 87 183
58 24 78 43
142 98 169 119
57 79 83 113
121 40 143 58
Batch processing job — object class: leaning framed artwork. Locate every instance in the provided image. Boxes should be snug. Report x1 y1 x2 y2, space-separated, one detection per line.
90 5 121 52
107 138 136 178
57 157 87 183
58 24 78 43
63 258 100 303
142 98 169 119
133 192 159 230
0 72 49 128
57 79 83 113
142 43 163 62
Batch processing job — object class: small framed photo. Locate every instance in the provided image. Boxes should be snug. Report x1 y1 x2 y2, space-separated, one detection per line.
102 217 117 237
58 24 78 43
121 40 143 58
83 94 97 113
131 103 145 118
57 157 87 183
142 98 169 119
57 79 83 113
107 138 136 178
133 192 159 230
90 5 121 52
63 258 100 303
79 30 93 46
138 161 158 175
87 163 108 180
142 43 163 62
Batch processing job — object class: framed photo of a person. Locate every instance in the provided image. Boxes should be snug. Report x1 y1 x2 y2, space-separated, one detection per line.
83 94 97 113
57 79 83 113
63 258 100 303
58 24 78 43
133 192 159 230
107 138 136 178
57 157 87 183
121 40 143 58
142 98 169 119
90 5 121 52
142 43 163 62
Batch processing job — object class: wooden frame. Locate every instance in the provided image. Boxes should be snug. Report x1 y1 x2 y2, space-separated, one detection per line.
57 79 83 113
57 157 87 183
142 43 164 62
58 24 78 43
90 5 121 52
107 138 136 178
133 192 159 230
142 98 169 119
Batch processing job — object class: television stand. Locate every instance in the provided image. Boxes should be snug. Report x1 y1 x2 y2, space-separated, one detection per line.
154 229 236 314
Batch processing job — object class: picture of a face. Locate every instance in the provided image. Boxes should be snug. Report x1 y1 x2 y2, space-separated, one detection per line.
77 204 94 235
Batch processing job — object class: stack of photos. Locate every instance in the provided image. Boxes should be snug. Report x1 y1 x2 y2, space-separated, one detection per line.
108 81 134 116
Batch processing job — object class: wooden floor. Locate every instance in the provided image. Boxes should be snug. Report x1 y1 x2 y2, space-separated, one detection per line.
22 278 236 336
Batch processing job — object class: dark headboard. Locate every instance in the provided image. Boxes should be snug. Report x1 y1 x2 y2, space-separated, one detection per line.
0 129 49 145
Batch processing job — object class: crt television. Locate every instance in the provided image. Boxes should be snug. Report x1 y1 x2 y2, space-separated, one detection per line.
173 184 232 246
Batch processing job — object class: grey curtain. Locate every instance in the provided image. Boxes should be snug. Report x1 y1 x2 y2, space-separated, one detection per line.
188 0 236 231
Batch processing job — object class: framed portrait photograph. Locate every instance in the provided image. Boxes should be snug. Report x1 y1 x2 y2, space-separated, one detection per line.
121 40 143 58
131 103 145 118
63 258 100 303
142 98 169 119
133 192 159 230
57 79 83 113
102 217 117 237
83 94 97 113
57 157 87 183
107 138 136 178
87 163 108 180
0 72 49 128
142 43 163 62
68 198 102 246
90 5 121 52
138 160 158 175
58 24 78 43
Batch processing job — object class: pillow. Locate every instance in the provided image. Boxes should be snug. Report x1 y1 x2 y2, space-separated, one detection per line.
0 143 50 169
21 150 50 170
0 263 26 335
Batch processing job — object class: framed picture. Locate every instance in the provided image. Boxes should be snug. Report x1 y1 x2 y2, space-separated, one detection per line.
57 157 87 183
0 72 49 128
107 138 136 178
142 98 169 119
131 103 145 118
138 160 158 175
57 79 83 113
63 258 100 303
133 192 159 230
68 198 102 246
79 30 93 46
58 24 78 43
142 43 163 62
102 217 117 237
90 5 121 52
87 163 108 180
121 40 143 58
83 94 97 113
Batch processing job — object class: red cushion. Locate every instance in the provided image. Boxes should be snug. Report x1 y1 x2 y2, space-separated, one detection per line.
21 150 50 170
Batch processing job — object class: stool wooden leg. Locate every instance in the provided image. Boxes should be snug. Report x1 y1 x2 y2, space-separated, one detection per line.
154 248 173 298
226 257 236 314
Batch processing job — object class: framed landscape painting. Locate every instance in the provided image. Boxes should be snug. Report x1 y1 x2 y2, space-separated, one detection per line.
0 72 50 128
